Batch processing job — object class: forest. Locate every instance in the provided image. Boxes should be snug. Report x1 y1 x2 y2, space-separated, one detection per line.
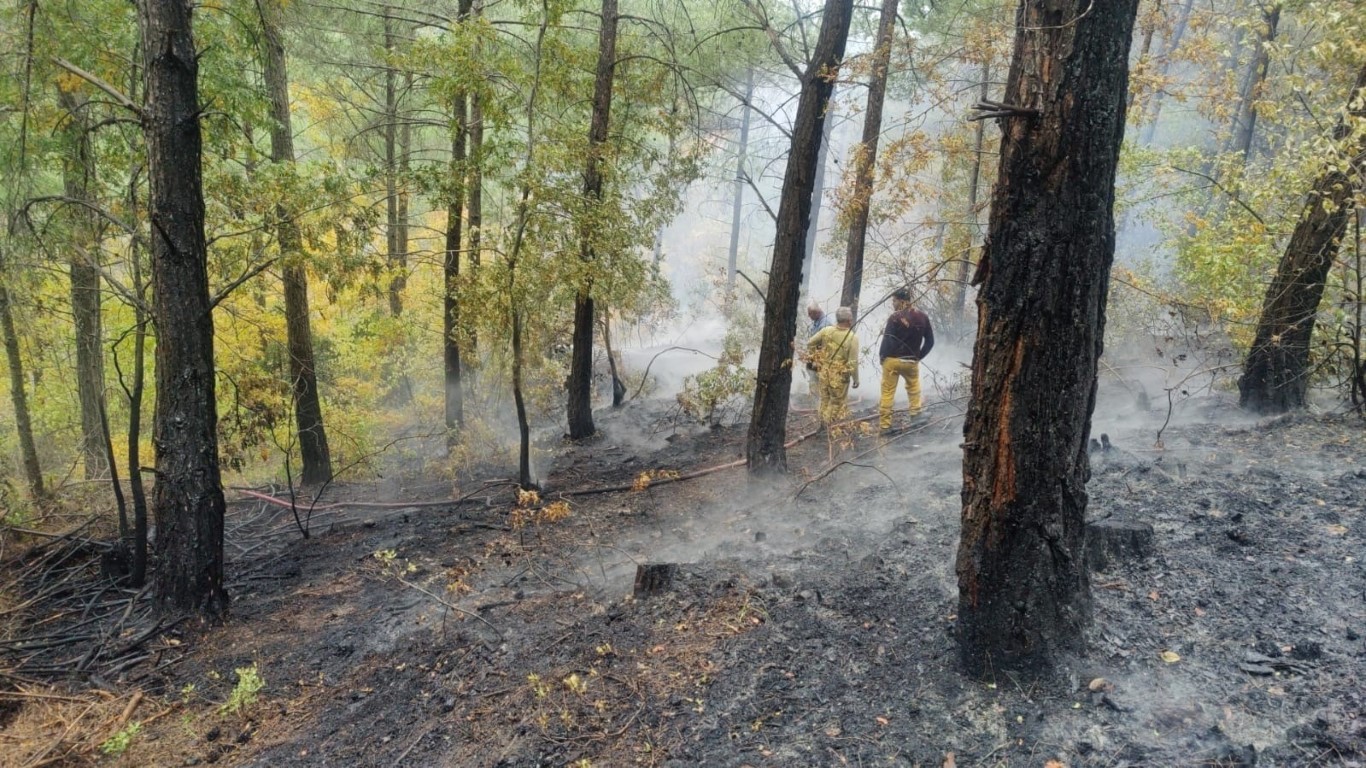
1 0 1364 765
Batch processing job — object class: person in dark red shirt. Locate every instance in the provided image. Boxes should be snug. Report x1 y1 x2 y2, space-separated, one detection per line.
878 288 934 431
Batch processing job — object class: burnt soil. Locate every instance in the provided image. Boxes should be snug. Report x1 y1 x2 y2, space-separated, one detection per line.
3 393 1365 767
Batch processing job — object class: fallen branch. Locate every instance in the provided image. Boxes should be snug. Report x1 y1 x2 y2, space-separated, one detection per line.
795 411 957 499
553 423 827 498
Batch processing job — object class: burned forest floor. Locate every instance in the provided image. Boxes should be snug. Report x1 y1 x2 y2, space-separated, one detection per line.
2 388 1366 767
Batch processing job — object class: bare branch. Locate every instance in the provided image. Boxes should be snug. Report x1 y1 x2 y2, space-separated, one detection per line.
740 0 805 80
52 58 143 117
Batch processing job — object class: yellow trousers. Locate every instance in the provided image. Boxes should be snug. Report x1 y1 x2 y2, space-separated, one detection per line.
818 374 852 425
879 358 921 429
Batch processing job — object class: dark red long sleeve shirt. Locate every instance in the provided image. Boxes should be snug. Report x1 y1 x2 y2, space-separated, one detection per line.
879 308 934 361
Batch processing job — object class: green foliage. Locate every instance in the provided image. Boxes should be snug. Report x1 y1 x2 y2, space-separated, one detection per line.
220 663 265 716
677 331 754 426
99 721 142 756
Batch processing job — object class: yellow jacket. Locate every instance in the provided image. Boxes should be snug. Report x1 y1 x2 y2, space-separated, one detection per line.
807 326 859 387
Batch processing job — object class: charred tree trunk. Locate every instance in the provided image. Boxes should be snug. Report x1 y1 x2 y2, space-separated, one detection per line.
839 0 898 317
956 0 1138 676
1137 0 1193 145
138 0 228 618
1239 63 1366 414
745 0 853 474
567 0 618 440
1227 5 1279 163
258 0 332 486
0 258 43 500
58 89 106 480
953 62 991 323
727 69 755 293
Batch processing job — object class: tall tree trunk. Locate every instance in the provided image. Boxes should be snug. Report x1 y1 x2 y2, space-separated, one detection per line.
839 0 899 317
138 0 228 618
1239 63 1366 414
802 106 833 296
258 0 332 486
126 206 151 588
383 10 404 316
567 0 619 440
124 64 150 588
444 0 474 443
956 0 1138 676
58 89 106 480
1227 4 1279 163
395 70 412 301
1137 0 1193 145
467 88 483 381
745 0 853 474
953 62 990 322
727 68 755 293
0 260 43 500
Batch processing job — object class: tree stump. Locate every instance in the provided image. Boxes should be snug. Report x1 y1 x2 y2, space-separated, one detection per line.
633 564 677 598
1086 519 1155 572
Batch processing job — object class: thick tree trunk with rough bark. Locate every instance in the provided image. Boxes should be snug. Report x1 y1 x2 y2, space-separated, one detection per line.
839 0 898 317
746 0 853 474
58 89 106 480
567 0 618 440
258 0 332 486
956 0 1138 677
1239 64 1366 414
138 0 228 618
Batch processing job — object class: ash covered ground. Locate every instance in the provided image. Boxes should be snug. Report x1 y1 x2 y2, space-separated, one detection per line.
3 380 1365 768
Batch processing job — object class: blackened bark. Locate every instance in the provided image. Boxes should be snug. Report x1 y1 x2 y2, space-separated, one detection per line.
138 0 228 618
258 0 332 485
745 0 853 474
59 89 106 480
0 265 44 499
727 69 754 292
567 0 618 440
1228 5 1279 163
839 0 898 317
1239 63 1366 414
512 312 532 488
956 0 1138 676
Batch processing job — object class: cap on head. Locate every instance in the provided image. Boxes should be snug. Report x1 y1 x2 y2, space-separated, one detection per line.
891 288 910 302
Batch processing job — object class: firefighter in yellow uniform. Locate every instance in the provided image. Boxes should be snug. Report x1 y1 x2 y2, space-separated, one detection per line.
806 306 860 425
878 288 934 432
